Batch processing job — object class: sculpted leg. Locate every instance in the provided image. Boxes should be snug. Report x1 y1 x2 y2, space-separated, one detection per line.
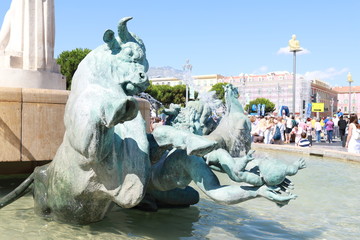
286 158 306 176
152 125 217 156
205 149 263 186
150 149 294 206
33 164 51 217
257 185 297 207
149 187 199 207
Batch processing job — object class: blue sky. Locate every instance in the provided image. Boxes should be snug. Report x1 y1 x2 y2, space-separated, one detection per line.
1 0 359 87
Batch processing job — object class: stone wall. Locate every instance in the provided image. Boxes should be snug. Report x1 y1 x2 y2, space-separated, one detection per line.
0 87 151 174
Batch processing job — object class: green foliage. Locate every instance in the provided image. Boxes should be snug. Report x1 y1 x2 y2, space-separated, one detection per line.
56 48 92 90
210 83 227 103
245 98 276 114
145 83 198 107
172 85 187 105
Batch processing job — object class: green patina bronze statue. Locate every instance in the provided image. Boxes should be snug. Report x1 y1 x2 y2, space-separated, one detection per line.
0 17 305 224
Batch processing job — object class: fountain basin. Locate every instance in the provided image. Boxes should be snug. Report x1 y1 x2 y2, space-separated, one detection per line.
0 151 359 239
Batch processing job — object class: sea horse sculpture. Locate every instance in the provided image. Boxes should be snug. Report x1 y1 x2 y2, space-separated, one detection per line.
206 84 251 157
0 18 303 224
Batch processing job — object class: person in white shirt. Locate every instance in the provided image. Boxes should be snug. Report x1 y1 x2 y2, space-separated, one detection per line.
277 116 285 143
285 115 294 144
345 114 360 153
315 119 322 143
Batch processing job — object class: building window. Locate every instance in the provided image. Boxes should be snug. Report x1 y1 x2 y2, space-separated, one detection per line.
344 107 347 112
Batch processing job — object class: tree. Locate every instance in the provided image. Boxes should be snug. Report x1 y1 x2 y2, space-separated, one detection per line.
144 83 198 107
210 83 227 103
56 48 92 90
245 98 276 114
172 85 187 105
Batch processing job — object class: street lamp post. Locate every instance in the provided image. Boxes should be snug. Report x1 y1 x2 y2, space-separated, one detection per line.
347 72 353 115
277 82 281 114
330 97 334 117
239 73 247 107
316 92 320 120
288 34 302 115
183 60 192 106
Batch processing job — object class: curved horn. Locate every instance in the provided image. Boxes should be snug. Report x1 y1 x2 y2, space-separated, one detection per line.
118 17 136 43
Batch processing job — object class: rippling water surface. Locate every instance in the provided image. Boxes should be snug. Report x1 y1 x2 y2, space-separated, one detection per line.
0 151 359 240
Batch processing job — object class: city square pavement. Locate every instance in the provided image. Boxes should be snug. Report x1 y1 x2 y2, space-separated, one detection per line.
300 136 347 152
252 136 360 163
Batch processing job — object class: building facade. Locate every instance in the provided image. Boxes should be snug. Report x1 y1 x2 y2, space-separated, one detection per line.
150 77 183 87
150 72 360 119
223 72 312 116
150 74 224 93
310 80 338 118
333 86 360 116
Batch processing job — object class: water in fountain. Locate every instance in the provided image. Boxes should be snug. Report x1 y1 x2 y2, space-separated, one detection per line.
197 90 224 118
1 152 359 239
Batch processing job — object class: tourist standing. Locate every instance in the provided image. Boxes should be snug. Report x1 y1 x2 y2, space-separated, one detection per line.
315 119 322 143
271 118 283 144
338 116 347 147
285 115 294 144
337 109 343 117
290 125 302 146
306 118 313 146
252 118 266 143
311 117 316 129
249 116 257 142
264 117 275 144
277 117 285 143
282 117 287 141
298 120 306 131
325 118 334 143
345 115 360 154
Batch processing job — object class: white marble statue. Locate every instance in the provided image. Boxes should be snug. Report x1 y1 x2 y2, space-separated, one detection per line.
0 0 56 71
0 0 65 90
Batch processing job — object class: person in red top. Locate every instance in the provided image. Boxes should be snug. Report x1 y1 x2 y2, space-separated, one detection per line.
325 117 335 143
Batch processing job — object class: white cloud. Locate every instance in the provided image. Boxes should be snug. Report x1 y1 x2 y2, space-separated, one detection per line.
277 46 310 55
252 65 269 74
259 66 268 72
303 67 349 81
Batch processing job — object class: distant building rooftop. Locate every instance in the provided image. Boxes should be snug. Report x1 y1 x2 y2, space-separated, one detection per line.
333 86 360 93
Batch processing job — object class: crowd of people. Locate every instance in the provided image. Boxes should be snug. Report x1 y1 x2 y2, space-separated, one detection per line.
150 108 360 154
249 110 360 154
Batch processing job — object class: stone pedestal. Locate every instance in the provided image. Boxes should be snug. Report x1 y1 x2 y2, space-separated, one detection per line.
0 68 66 90
0 87 151 174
